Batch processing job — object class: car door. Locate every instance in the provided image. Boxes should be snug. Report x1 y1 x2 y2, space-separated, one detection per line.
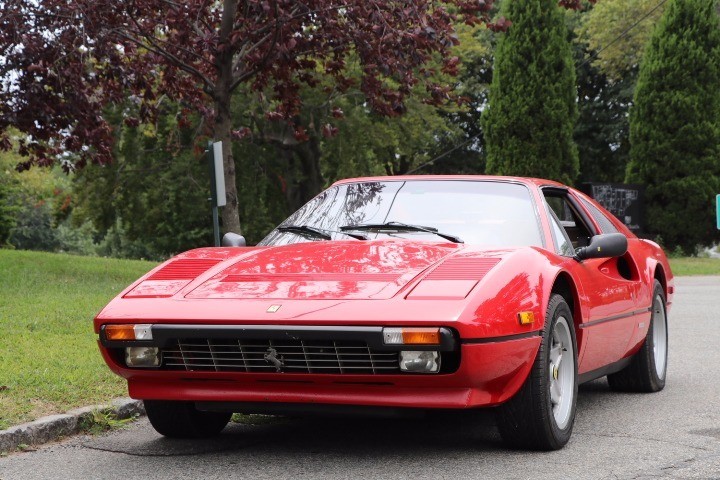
542 188 641 375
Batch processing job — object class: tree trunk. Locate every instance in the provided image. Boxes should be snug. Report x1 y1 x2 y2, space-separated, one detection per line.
280 137 324 213
213 96 242 234
297 136 324 205
214 0 241 235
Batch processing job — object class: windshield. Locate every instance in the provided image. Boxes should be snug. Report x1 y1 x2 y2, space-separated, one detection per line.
259 180 543 248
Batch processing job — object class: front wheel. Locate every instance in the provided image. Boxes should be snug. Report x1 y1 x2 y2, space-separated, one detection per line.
144 400 231 438
608 280 668 392
496 294 578 450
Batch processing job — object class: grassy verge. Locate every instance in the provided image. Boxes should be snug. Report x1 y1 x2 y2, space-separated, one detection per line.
669 257 720 276
0 250 157 430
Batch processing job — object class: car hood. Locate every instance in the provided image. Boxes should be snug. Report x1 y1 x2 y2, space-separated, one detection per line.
96 242 546 339
184 241 462 300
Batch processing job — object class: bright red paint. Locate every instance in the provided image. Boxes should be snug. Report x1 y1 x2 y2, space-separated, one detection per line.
95 176 673 409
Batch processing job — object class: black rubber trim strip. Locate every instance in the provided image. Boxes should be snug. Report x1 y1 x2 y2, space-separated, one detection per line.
579 306 652 329
579 356 633 384
461 330 542 344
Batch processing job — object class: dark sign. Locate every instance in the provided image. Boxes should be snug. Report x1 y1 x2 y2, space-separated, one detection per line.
581 183 645 234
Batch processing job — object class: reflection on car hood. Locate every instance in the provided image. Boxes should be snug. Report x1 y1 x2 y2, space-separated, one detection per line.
185 240 463 300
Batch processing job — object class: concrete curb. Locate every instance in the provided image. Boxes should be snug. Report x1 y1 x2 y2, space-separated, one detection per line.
0 398 145 453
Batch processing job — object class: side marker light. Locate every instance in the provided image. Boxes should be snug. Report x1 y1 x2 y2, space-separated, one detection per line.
518 312 535 325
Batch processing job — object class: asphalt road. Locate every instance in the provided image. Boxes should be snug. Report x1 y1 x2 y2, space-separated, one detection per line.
2 276 719 480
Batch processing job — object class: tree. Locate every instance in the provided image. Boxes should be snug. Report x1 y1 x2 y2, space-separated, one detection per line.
67 27 488 252
574 55 634 184
0 0 511 235
70 104 217 257
237 23 490 211
569 9 631 184
578 0 667 81
481 0 579 184
627 0 720 254
572 1 669 185
419 23 494 175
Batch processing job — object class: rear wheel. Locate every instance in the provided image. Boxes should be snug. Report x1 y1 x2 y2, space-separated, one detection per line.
144 400 231 438
496 294 578 450
607 280 667 392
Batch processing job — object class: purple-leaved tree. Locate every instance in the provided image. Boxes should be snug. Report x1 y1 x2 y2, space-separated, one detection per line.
0 0 588 233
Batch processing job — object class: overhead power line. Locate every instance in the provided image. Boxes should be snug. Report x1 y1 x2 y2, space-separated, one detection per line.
409 0 669 175
405 132 482 175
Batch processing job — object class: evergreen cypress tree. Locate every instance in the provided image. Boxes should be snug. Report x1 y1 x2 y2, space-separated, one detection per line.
482 0 579 184
627 0 720 254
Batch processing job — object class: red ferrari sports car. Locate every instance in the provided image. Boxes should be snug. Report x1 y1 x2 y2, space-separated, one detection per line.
95 176 673 450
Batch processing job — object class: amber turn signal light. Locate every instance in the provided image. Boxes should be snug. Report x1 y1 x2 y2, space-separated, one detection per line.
105 325 135 341
104 324 153 341
383 327 441 345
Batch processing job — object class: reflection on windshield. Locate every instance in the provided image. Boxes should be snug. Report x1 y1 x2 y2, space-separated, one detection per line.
259 181 543 248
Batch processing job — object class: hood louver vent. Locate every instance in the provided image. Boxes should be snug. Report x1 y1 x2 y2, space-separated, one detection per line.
425 258 500 281
148 259 222 281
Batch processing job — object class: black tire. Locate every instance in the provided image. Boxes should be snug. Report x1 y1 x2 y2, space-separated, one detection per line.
607 280 668 393
496 294 578 451
144 400 231 438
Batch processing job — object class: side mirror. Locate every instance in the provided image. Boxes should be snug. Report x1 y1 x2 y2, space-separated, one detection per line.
222 232 246 247
575 233 627 260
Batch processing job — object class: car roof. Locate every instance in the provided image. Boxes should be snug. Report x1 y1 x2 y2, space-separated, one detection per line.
330 175 567 189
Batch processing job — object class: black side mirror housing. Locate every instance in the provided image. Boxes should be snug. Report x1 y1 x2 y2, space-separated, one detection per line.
575 233 628 261
222 232 246 247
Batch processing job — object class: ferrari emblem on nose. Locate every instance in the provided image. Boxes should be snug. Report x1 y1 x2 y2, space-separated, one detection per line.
264 347 284 372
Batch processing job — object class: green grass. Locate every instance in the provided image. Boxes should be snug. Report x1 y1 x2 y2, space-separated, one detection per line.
669 257 720 276
0 250 157 430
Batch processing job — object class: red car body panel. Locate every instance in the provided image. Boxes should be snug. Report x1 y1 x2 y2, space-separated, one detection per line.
94 176 674 410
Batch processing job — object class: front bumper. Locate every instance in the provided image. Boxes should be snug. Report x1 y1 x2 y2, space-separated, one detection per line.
98 324 541 409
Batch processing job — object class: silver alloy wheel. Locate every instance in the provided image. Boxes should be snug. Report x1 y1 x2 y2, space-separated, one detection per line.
652 294 668 380
549 316 574 430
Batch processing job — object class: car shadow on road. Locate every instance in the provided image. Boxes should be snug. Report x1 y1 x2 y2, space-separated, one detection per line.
85 408 506 457
83 378 632 460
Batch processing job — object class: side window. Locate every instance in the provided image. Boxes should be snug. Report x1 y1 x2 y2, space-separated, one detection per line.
545 196 566 221
578 197 619 234
546 204 575 256
543 190 595 249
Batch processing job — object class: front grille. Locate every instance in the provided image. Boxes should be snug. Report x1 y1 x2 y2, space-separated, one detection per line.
161 339 400 374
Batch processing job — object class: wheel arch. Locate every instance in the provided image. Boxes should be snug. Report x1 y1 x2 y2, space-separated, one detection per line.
550 271 585 355
653 262 667 298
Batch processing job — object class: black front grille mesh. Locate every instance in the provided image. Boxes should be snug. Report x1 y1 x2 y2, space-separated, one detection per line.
161 339 400 374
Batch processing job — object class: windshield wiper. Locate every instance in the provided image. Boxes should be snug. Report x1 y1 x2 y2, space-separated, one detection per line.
340 221 463 244
277 225 368 241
